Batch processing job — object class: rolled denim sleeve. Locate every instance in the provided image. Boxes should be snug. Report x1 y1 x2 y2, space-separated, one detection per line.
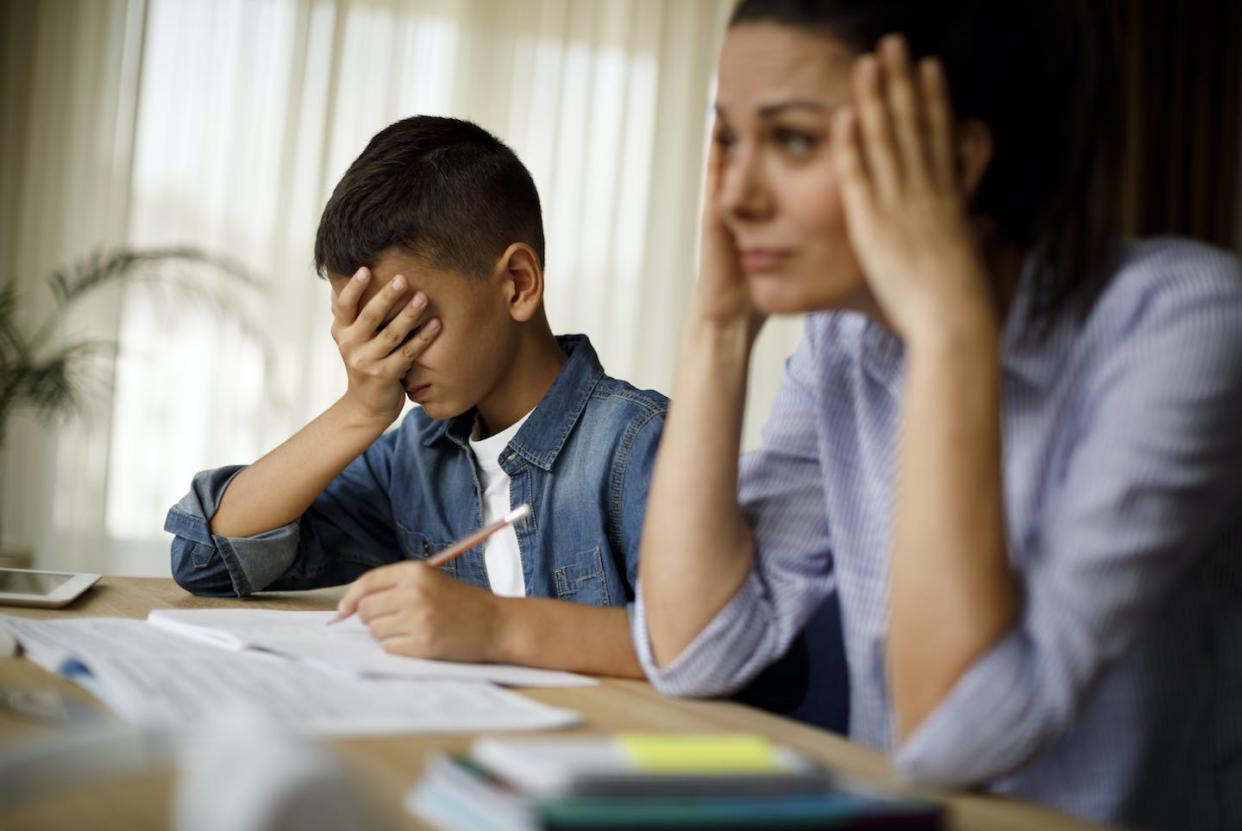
895 263 1242 786
166 430 406 597
636 319 836 696
165 465 299 597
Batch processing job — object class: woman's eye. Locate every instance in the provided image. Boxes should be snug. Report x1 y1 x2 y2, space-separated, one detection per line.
774 128 818 157
713 128 737 153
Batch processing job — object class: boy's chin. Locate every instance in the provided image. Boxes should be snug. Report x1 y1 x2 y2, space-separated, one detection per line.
416 400 465 421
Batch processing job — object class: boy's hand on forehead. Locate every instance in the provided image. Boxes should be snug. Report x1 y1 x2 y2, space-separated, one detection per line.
330 266 441 427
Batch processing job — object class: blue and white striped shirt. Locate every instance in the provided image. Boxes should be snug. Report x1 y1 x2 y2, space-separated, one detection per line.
635 238 1242 830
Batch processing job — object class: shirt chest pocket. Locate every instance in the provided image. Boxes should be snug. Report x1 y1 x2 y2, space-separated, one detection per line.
395 524 459 579
552 545 610 606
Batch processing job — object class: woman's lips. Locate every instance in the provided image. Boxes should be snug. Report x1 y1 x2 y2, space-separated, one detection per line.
738 248 791 273
407 384 431 402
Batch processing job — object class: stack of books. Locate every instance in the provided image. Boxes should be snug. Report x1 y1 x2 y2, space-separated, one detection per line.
407 733 944 830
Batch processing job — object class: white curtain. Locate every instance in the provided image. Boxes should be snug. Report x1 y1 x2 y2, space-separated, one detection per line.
2 0 806 576
0 0 147 572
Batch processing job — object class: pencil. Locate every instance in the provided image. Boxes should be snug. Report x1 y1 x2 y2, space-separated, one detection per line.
325 502 532 626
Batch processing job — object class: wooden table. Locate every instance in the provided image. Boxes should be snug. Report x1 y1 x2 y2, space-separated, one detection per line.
0 577 1111 830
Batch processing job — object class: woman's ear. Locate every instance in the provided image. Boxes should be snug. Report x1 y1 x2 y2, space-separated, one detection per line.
493 243 544 322
956 119 994 199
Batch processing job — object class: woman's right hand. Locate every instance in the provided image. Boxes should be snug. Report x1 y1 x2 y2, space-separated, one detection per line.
331 267 441 427
692 135 767 342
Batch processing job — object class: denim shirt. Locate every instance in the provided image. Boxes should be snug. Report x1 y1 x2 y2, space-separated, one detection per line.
166 335 667 606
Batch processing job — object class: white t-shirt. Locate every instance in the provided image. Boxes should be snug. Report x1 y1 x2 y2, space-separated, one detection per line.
468 411 532 597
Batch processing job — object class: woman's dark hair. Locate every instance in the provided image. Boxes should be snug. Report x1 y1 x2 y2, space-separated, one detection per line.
730 0 1123 331
315 115 545 279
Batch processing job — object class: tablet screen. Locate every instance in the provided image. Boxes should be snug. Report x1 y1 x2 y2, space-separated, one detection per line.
0 570 72 595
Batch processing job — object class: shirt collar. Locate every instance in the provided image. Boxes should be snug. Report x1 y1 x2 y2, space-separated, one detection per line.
420 334 604 471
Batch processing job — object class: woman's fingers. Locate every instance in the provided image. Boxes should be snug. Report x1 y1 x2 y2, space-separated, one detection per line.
701 134 725 236
833 107 876 232
705 124 726 201
854 36 956 199
919 58 957 191
703 124 738 251
879 35 930 190
853 53 900 202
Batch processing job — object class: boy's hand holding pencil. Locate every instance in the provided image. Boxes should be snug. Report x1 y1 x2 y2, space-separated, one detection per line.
328 505 532 661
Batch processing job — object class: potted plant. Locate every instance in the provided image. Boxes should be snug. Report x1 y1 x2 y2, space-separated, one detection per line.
0 247 261 566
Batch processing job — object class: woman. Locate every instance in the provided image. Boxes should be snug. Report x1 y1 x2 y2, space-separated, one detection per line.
635 1 1242 829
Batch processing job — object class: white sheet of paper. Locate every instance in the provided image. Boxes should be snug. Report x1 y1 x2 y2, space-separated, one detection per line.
0 615 581 735
146 608 597 688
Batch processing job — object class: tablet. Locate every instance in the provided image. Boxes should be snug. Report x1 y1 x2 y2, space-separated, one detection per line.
0 567 100 608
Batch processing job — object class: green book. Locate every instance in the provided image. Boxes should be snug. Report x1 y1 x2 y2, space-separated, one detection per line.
408 735 943 830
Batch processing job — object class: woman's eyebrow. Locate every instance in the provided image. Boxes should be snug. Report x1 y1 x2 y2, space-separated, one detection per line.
756 100 834 119
713 100 836 124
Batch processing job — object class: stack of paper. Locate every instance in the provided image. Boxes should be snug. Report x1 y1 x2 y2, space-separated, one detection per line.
0 613 582 736
146 608 595 687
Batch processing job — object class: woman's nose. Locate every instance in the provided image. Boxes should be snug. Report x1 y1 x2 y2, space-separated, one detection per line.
719 146 772 222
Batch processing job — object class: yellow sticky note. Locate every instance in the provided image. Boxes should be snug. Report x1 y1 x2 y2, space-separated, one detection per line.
617 733 782 773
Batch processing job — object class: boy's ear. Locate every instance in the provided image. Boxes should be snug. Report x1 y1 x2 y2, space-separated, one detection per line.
494 243 544 323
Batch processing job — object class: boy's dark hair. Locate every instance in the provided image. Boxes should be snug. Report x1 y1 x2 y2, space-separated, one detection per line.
729 0 1123 334
314 116 545 279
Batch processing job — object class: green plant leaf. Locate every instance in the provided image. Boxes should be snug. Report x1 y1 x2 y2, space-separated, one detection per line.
3 245 268 437
2 340 113 422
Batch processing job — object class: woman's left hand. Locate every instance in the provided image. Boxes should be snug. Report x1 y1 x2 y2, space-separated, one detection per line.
833 35 994 344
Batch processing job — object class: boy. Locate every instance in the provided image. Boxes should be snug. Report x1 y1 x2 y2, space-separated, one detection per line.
165 116 666 677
